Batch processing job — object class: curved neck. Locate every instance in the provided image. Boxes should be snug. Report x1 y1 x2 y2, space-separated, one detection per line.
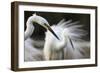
24 14 49 40
60 35 67 48
24 22 34 40
56 34 68 50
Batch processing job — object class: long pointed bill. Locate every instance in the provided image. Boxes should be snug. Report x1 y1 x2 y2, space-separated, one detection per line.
44 24 60 40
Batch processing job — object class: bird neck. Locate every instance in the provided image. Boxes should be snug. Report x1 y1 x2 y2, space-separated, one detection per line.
56 33 68 50
60 34 68 47
24 23 34 40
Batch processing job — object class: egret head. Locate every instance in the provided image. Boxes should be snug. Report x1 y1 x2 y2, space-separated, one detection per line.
31 13 60 40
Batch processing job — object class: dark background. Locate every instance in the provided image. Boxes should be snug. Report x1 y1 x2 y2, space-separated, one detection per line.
24 11 90 41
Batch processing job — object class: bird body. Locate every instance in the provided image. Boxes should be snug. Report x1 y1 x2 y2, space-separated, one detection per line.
24 13 90 61
44 19 90 60
24 13 59 61
25 38 44 61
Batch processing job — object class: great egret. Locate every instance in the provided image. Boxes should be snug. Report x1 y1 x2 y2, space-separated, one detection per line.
25 13 59 40
24 13 59 61
43 19 90 60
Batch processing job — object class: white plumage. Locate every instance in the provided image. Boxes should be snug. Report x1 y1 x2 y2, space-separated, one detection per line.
24 13 90 61
25 38 44 61
24 13 59 61
24 13 48 61
25 13 50 40
44 19 90 60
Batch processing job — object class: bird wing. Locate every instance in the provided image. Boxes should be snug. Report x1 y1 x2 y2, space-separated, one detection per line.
56 19 90 58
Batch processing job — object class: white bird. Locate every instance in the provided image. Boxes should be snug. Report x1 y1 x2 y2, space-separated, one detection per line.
24 13 60 61
43 19 90 60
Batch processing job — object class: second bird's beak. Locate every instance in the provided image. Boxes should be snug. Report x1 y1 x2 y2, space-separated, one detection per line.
44 24 60 40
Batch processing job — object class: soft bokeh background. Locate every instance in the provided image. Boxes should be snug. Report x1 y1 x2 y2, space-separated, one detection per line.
0 0 99 73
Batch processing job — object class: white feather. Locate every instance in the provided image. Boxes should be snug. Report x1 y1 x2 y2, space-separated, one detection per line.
25 38 44 61
24 13 50 61
44 19 90 60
